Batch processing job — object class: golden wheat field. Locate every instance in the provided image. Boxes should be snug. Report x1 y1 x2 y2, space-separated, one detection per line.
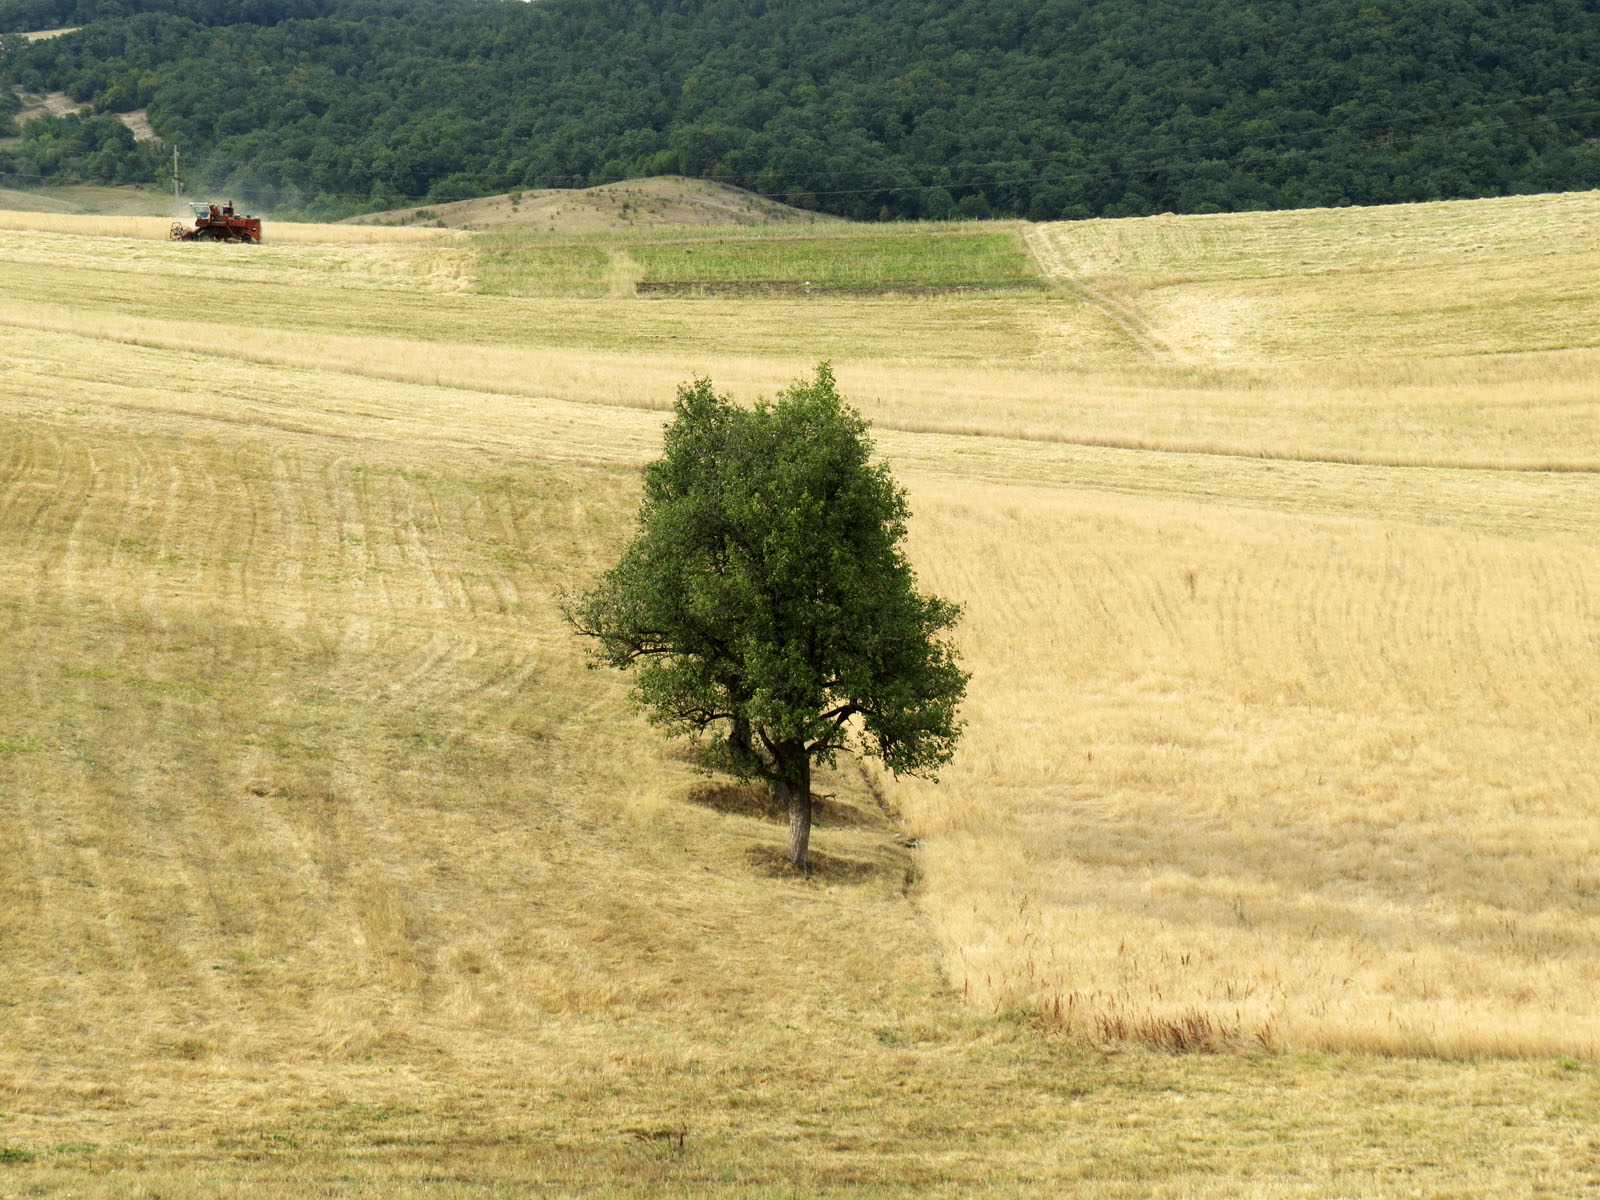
2 193 1599 1196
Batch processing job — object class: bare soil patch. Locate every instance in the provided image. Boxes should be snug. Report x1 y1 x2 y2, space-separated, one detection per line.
117 107 156 142
10 87 87 122
7 88 157 143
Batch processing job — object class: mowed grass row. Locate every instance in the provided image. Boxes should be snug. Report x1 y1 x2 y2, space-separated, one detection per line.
0 366 972 1190
910 194 1600 1058
892 473 1600 1058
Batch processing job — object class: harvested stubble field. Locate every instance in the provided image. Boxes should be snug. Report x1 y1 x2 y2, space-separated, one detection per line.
1 194 1598 1196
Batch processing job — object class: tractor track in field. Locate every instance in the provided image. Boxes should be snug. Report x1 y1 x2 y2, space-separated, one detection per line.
1023 223 1183 362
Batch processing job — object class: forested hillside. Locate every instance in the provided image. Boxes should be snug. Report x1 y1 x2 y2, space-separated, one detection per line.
2 0 1598 220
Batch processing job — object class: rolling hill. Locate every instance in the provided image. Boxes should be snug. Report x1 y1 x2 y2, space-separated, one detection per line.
353 176 837 231
1 191 1598 1195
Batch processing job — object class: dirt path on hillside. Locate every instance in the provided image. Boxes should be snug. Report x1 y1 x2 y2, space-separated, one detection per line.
34 89 87 117
9 88 157 142
118 108 156 141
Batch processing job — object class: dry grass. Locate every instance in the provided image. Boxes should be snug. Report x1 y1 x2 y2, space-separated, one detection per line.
355 175 833 231
0 209 459 242
877 193 1600 1063
6 196 1596 467
891 475 1600 1059
0 184 180 215
2 191 1600 1194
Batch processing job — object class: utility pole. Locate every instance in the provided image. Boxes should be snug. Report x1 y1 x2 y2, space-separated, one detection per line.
172 146 181 207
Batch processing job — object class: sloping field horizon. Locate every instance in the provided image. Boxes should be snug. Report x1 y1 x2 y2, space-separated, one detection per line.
2 192 1598 1195
0 175 830 231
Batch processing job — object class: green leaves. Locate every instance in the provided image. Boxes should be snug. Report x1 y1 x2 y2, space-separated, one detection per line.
566 364 967 790
12 0 1600 215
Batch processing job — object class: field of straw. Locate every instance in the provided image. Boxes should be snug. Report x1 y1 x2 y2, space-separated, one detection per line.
1 196 1598 1195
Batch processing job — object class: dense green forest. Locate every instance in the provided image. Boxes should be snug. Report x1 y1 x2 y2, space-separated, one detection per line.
2 0 1598 220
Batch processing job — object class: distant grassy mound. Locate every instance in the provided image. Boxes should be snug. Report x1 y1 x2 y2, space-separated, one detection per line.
0 181 175 215
355 176 833 232
0 176 819 231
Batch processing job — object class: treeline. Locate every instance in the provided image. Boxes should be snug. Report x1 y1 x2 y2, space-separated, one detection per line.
2 0 1599 220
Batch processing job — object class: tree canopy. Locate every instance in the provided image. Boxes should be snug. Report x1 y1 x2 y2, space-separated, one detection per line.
566 365 967 871
2 0 1598 220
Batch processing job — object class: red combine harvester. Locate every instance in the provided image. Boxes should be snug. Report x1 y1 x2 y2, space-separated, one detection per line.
169 201 262 243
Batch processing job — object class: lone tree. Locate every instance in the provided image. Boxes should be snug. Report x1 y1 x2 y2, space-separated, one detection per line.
565 364 967 871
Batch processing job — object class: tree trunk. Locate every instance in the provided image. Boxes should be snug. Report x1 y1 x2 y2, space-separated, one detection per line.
780 754 812 872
